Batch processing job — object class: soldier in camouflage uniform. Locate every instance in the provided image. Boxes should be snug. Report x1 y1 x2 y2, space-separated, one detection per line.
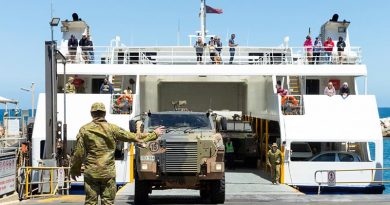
65 77 76 93
267 143 282 184
70 102 164 205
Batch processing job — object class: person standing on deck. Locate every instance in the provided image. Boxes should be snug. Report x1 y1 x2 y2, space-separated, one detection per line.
337 36 346 64
303 36 313 64
267 143 282 184
324 37 334 64
194 37 205 64
225 138 235 169
65 77 76 93
68 35 78 63
229 34 238 64
313 36 323 64
70 102 164 205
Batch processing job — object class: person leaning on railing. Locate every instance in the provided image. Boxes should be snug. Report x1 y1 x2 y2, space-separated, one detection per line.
324 81 336 97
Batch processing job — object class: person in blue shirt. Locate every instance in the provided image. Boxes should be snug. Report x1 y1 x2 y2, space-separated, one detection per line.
313 36 323 64
100 78 113 94
228 34 238 64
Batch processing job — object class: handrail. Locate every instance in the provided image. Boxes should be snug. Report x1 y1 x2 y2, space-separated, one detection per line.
314 168 390 195
18 166 71 200
58 46 362 65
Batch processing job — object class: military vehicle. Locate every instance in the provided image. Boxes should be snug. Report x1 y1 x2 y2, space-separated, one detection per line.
131 111 225 204
215 111 259 166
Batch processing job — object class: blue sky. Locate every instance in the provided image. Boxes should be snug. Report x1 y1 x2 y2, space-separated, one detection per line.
0 0 389 108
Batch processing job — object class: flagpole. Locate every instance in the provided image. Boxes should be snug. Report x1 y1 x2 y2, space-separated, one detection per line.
200 0 206 42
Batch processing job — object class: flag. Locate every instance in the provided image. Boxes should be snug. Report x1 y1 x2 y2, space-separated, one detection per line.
206 5 223 14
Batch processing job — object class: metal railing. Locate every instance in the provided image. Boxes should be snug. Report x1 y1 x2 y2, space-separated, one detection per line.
314 168 390 194
18 166 71 200
58 46 362 65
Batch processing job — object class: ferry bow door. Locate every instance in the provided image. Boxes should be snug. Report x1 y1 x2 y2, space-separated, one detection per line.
158 82 247 112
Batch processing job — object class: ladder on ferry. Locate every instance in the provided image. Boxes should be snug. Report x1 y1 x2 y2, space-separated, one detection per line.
112 75 124 93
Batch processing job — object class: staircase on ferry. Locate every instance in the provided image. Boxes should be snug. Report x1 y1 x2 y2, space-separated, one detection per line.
288 76 301 103
112 75 124 93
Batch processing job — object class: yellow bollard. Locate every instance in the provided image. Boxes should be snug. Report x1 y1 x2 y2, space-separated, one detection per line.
280 145 285 184
130 143 135 183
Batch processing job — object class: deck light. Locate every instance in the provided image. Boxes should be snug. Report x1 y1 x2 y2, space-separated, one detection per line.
50 17 60 43
50 18 60 26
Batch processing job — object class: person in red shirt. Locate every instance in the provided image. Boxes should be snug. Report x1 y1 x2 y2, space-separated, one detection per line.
72 75 85 93
324 37 335 64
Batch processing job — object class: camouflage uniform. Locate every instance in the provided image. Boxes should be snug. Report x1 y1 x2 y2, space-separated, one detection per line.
65 77 76 93
267 146 282 184
70 102 158 205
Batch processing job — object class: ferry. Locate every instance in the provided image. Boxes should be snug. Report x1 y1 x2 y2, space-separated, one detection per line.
30 10 384 195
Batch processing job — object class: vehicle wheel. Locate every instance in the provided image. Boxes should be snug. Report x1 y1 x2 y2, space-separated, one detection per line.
199 181 210 198
210 174 225 204
220 117 227 131
134 169 150 204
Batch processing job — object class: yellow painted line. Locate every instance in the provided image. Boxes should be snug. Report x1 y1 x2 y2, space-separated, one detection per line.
37 195 84 203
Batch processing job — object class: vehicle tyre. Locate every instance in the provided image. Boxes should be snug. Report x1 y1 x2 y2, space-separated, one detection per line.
134 168 150 204
220 117 227 131
210 174 225 204
199 181 210 199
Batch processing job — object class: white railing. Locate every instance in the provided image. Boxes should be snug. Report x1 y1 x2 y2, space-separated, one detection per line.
59 46 362 65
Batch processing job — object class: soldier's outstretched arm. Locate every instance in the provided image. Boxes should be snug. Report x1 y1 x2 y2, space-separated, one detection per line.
70 131 85 179
141 126 165 142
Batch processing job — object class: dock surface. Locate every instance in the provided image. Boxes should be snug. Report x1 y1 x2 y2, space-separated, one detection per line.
7 169 390 204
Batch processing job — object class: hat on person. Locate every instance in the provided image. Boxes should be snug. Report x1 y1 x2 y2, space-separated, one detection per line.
68 77 74 81
91 102 106 112
272 143 278 147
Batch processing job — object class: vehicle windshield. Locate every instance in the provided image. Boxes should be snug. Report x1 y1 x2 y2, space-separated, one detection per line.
148 113 212 130
226 122 252 132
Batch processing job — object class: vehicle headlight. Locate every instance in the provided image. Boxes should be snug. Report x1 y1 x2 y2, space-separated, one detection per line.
215 163 222 171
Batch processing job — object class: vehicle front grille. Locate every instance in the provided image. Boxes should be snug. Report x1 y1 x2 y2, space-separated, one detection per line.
165 141 198 173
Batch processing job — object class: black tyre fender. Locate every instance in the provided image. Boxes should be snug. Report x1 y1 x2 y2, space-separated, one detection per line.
210 174 225 204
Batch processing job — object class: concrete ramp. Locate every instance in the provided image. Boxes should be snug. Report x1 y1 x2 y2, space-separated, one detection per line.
114 169 301 204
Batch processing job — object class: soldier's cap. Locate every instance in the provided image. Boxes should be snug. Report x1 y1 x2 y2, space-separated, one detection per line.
68 77 74 81
91 102 106 112
272 143 278 147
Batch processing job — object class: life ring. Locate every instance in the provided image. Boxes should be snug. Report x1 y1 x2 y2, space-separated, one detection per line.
116 95 133 105
281 96 298 106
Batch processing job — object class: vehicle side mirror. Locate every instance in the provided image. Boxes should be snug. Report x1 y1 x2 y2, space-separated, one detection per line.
129 120 137 132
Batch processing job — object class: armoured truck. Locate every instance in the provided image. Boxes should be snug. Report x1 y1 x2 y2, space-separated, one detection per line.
215 111 259 166
132 111 225 203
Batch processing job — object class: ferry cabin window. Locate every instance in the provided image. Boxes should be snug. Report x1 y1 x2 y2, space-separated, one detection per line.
338 27 346 33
